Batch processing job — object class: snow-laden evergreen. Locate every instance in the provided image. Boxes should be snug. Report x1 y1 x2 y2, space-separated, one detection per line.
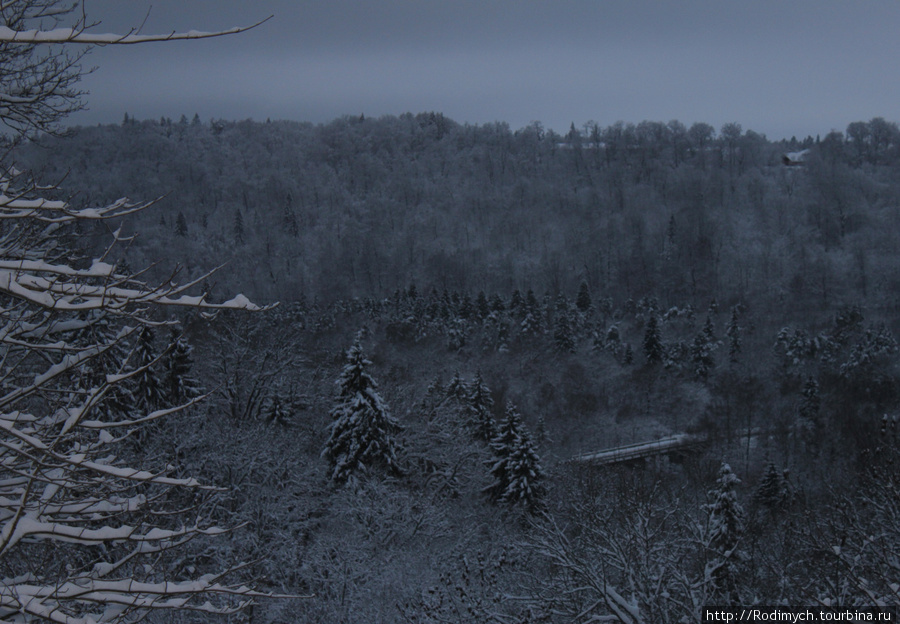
445 370 469 404
133 325 164 412
576 280 592 313
553 308 575 353
322 337 403 484
691 333 715 381
484 402 522 502
753 461 790 512
164 330 201 404
466 371 496 442
705 462 746 600
501 419 546 513
706 462 744 553
484 402 545 513
520 310 542 338
642 315 664 364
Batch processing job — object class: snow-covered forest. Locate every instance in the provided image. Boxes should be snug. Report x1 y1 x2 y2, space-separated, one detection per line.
4 2 900 622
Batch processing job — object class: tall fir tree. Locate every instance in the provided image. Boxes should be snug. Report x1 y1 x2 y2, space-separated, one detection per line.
501 420 546 513
475 290 490 319
520 295 542 337
525 289 539 315
459 293 474 320
691 331 715 381
484 402 522 502
322 338 402 484
553 308 575 353
575 280 592 313
707 462 744 554
509 289 525 316
622 342 634 366
163 330 201 405
752 461 789 513
702 313 717 343
643 315 664 364
466 371 496 442
445 370 469 404
484 402 545 513
690 314 719 380
70 315 133 417
799 376 820 422
133 325 164 412
705 462 745 600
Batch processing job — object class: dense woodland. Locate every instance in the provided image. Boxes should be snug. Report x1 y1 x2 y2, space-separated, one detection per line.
8 111 900 621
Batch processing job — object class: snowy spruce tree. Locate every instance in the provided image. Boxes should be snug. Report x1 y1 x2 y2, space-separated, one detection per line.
520 289 543 338
553 307 576 353
705 462 746 600
501 420 546 513
466 371 497 442
707 462 744 553
752 461 790 513
164 329 202 405
643 315 664 364
68 313 134 418
132 324 164 412
622 343 634 365
445 369 469 404
576 280 592 313
690 314 719 380
322 337 403 484
520 308 542 338
799 376 820 419
0 5 273 621
484 402 545 513
484 402 521 502
691 332 715 381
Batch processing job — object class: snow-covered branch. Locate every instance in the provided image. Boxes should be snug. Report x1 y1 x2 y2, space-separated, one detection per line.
0 19 271 45
0 4 282 621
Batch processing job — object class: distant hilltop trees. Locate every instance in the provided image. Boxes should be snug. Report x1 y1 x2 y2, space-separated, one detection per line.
14 113 900 314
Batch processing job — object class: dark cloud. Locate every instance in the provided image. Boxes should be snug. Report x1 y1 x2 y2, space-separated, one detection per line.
69 1 900 138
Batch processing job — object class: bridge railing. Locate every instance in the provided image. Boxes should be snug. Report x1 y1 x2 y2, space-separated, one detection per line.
569 427 772 466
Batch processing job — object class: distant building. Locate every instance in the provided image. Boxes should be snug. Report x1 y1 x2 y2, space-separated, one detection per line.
782 149 810 166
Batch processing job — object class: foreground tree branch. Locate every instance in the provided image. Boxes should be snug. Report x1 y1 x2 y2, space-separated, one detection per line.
0 2 290 622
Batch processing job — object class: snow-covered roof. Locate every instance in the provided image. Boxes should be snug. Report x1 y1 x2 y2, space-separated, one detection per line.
782 149 810 165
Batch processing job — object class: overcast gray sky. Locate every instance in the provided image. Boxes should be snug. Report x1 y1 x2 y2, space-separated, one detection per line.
70 1 900 139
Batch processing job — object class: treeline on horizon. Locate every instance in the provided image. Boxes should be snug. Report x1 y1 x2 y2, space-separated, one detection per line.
16 112 900 319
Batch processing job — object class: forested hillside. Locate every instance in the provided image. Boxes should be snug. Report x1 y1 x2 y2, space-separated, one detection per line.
10 113 900 621
18 114 900 312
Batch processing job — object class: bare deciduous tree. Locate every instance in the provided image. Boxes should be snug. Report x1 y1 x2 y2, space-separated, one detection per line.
0 3 284 622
